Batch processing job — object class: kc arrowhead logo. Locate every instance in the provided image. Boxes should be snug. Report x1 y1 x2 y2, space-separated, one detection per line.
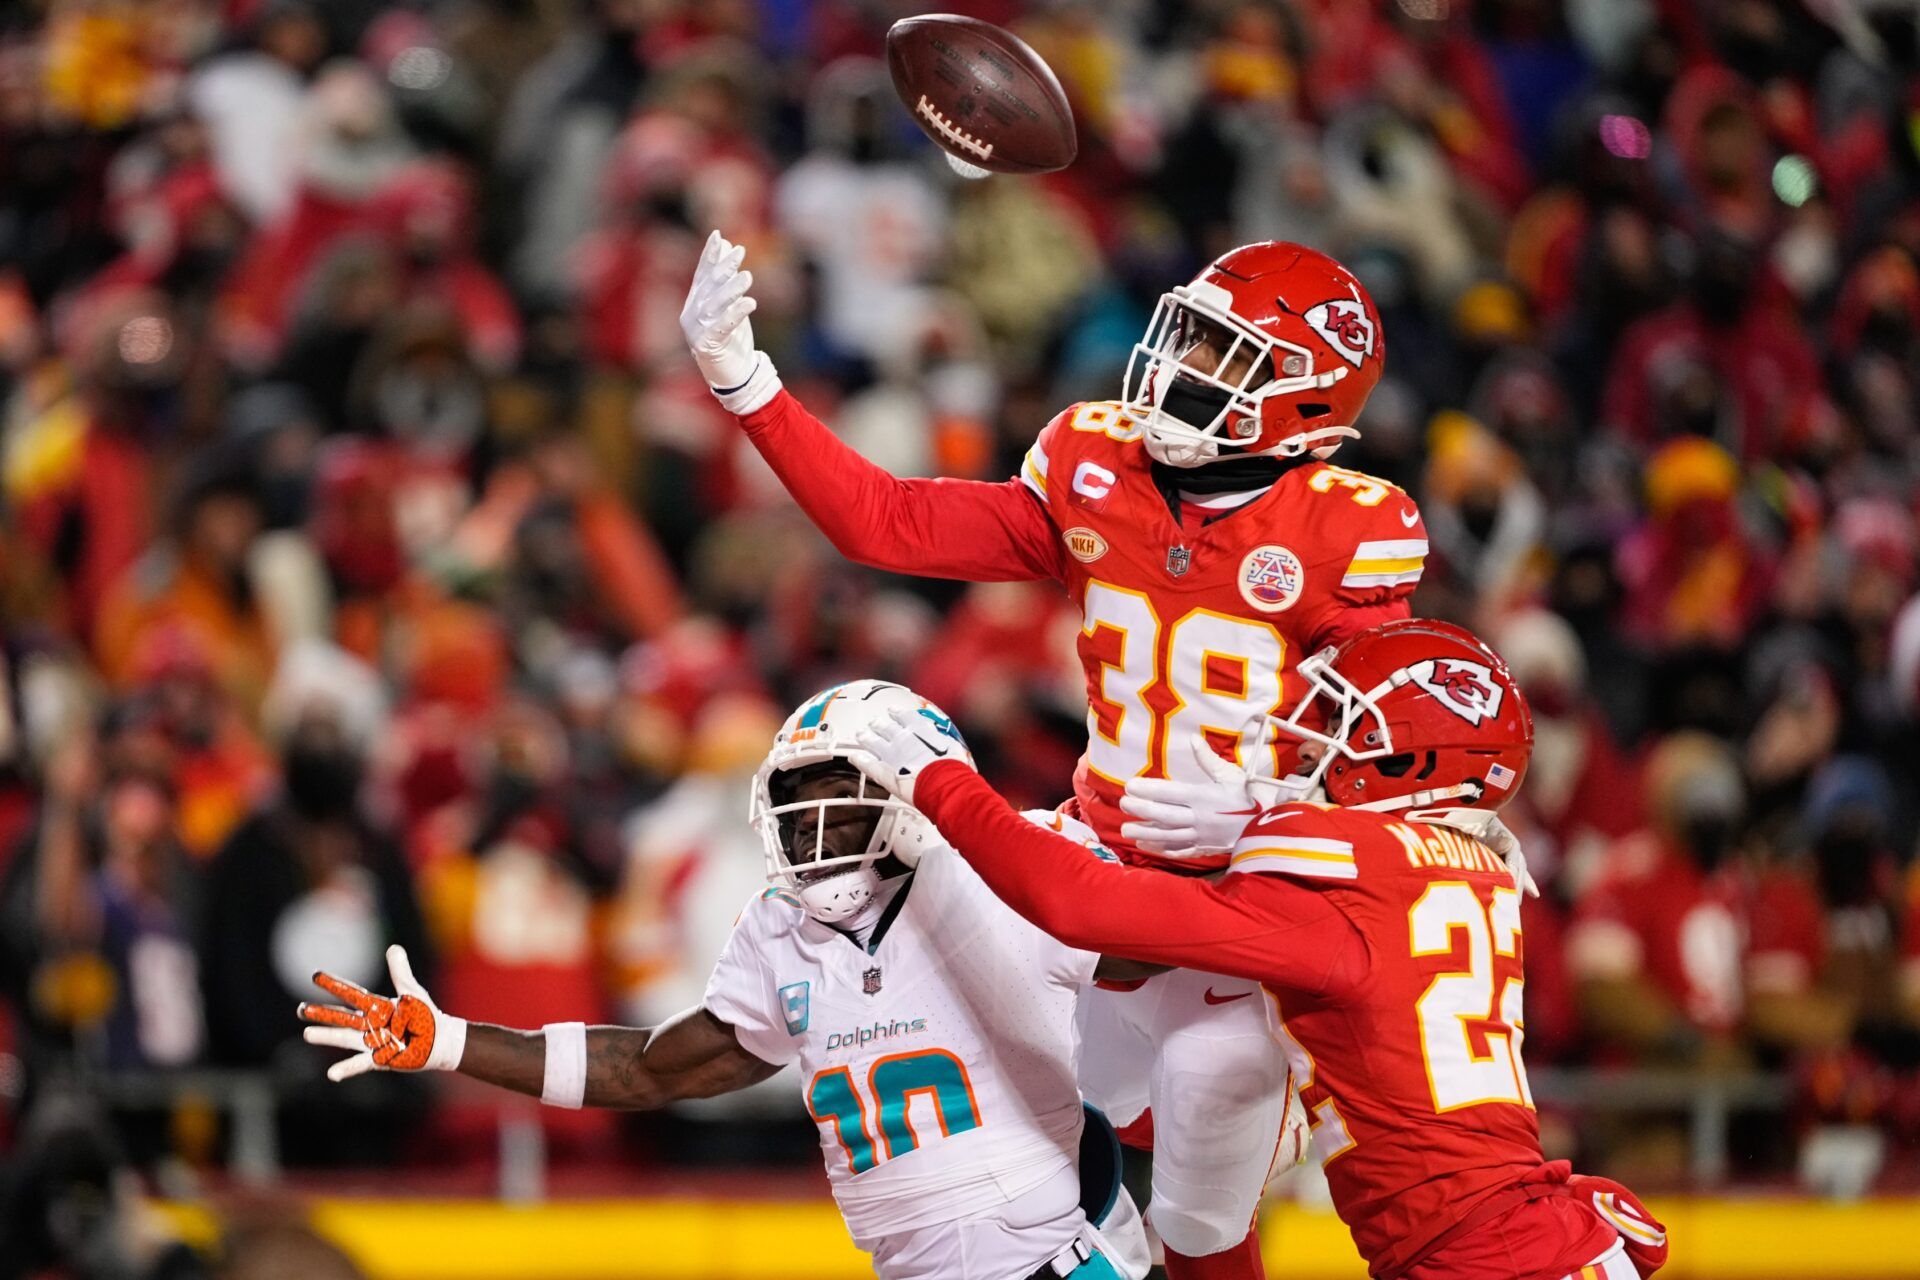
1304 299 1375 368
1409 658 1503 725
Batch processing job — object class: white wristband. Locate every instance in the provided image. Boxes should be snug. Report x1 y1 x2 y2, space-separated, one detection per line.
432 1013 469 1072
541 1021 588 1109
712 351 782 416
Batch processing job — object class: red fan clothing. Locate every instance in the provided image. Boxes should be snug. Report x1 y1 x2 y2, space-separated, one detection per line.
733 389 1424 866
912 763 1668 1280
1570 832 1825 1033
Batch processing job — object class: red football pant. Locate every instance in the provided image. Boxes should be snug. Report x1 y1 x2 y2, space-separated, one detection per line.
1402 1198 1623 1280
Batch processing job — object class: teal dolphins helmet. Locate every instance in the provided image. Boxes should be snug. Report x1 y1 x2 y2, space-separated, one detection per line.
749 680 972 923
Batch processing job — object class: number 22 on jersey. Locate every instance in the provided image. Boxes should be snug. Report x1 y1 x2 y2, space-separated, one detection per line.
1081 582 1286 782
1410 883 1533 1112
807 1048 982 1174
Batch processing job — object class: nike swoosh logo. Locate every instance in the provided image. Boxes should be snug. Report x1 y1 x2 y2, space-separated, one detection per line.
1400 507 1420 528
1203 988 1251 1005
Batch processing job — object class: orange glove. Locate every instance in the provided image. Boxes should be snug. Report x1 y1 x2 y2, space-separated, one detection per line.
298 945 467 1082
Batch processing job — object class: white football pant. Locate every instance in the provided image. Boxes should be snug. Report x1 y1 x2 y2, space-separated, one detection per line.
1077 967 1306 1258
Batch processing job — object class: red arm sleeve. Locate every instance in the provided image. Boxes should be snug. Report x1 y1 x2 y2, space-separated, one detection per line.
1309 597 1412 649
735 389 1066 582
916 763 1367 994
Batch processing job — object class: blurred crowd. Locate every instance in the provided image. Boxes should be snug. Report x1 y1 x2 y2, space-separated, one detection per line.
2 0 1920 1217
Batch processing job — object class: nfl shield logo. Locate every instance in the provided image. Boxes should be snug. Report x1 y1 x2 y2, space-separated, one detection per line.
862 966 883 996
1166 546 1192 577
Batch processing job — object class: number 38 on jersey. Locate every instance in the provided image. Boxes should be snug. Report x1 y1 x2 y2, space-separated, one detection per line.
1081 584 1288 781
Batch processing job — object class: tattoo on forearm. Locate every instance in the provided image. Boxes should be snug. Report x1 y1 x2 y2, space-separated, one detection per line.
584 1029 656 1108
459 1009 771 1111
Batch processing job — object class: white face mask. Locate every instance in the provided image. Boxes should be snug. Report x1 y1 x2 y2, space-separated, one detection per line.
753 759 947 925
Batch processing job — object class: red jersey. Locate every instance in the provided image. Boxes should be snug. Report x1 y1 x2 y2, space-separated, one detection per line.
734 389 1425 867
1233 803 1586 1277
1018 401 1426 864
912 765 1643 1280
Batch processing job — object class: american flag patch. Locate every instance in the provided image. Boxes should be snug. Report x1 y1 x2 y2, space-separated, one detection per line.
1487 763 1516 790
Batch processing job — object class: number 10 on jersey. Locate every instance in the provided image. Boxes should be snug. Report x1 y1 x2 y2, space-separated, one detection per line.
1081 581 1288 781
808 1049 982 1174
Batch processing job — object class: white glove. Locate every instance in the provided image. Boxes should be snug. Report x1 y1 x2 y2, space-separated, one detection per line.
298 945 467 1082
1409 808 1540 898
680 229 780 413
853 707 974 807
1479 814 1540 898
1118 735 1313 858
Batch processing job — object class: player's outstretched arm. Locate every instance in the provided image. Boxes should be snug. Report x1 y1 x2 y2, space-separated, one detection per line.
854 711 1366 994
460 1007 779 1109
680 231 1064 583
298 947 777 1109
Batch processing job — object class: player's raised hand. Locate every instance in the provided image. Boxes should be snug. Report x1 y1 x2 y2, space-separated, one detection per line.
680 230 776 409
299 945 467 1082
853 707 974 806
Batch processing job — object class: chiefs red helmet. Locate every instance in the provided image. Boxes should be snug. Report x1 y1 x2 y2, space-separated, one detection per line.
1123 241 1385 467
1272 619 1532 813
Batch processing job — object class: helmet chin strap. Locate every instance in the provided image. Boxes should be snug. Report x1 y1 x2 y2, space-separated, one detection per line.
1268 424 1361 458
1349 780 1487 814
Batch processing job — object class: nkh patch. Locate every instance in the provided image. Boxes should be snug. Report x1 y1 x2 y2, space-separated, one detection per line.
1304 299 1375 367
1166 545 1192 577
1238 544 1304 613
1408 658 1504 725
1064 526 1107 564
778 982 811 1035
862 966 883 996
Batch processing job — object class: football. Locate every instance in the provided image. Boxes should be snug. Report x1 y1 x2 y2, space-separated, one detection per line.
885 14 1077 176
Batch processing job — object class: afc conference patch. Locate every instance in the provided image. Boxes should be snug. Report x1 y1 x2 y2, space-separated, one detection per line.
778 982 810 1035
1238 545 1304 613
862 966 884 996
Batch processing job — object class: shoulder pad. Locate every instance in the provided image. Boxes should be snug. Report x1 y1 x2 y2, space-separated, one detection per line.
1296 462 1409 508
736 887 810 939
1285 465 1427 590
1228 803 1358 881
1022 401 1142 502
1054 400 1141 443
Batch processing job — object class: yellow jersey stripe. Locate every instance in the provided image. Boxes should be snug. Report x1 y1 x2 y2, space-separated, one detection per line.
1345 555 1425 576
1229 852 1360 881
1233 845 1356 865
1022 457 1048 497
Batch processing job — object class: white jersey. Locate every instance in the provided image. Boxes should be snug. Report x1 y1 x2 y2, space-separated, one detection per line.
702 812 1104 1250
